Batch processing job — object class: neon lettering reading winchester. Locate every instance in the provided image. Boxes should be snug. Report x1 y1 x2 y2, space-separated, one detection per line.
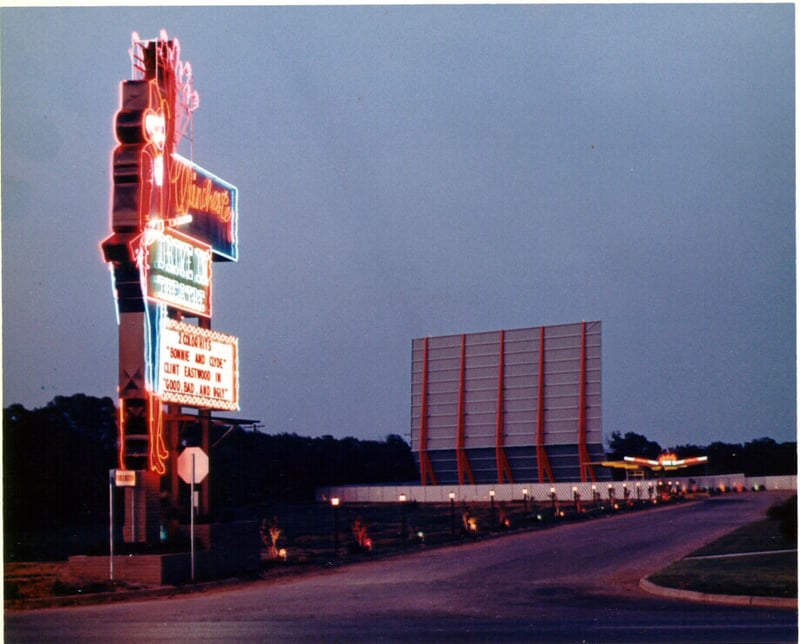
171 159 233 223
169 154 238 261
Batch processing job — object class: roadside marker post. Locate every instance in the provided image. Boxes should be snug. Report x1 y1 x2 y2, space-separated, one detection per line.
108 470 114 581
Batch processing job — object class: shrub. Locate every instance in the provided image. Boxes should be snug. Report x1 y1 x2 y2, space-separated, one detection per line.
767 495 797 543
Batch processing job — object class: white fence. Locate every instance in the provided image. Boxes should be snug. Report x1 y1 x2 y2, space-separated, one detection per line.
317 475 796 504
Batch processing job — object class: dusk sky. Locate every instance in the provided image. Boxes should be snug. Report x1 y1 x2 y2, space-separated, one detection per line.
2 5 795 450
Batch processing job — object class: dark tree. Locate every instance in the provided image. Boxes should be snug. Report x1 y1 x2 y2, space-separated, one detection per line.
4 395 118 559
606 431 663 461
741 437 797 477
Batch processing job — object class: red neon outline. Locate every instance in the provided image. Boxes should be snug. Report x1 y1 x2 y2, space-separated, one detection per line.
148 394 169 474
151 30 199 145
118 399 127 470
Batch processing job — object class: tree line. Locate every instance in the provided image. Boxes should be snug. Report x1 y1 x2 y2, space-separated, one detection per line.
4 395 796 537
3 394 417 535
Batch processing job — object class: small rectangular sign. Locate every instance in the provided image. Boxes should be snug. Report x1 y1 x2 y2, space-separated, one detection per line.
114 469 137 487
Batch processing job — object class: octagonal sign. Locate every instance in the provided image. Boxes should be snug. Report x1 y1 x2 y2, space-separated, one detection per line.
178 447 209 484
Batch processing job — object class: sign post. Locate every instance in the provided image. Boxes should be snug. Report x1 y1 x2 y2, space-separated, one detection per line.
191 455 196 582
108 470 114 581
178 447 209 581
109 469 137 580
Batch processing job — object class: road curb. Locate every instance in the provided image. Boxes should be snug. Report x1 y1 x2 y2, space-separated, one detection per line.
639 576 797 609
4 577 259 611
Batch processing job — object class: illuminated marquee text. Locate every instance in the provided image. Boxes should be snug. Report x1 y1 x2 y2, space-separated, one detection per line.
157 319 238 411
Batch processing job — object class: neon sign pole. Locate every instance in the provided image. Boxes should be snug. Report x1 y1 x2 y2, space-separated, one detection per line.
101 31 239 545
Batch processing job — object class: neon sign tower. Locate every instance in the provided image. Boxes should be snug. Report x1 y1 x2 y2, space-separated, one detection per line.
101 31 239 543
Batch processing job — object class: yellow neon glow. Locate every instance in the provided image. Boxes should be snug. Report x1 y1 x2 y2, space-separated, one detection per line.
144 111 166 150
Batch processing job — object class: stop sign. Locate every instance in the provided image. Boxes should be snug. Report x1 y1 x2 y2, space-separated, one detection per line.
178 447 209 484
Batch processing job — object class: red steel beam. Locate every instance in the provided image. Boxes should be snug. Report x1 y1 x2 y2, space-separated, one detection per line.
418 337 437 485
456 334 475 485
536 326 554 484
495 330 514 484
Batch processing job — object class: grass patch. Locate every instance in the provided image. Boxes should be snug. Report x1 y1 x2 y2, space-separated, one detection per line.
648 512 797 598
692 518 796 557
649 552 796 598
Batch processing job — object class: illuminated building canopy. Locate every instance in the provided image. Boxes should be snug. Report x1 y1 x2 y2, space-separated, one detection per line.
602 453 709 472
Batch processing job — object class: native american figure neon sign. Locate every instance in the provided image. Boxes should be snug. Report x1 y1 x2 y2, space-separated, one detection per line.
101 31 239 480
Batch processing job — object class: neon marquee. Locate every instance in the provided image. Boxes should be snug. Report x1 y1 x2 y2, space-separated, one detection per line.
155 318 239 411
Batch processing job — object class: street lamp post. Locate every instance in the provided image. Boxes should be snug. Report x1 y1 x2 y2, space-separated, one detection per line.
331 497 340 557
522 488 529 515
399 494 407 548
449 491 456 537
489 489 495 532
550 487 557 518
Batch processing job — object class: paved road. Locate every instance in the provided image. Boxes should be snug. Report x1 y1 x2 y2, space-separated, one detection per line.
6 492 797 643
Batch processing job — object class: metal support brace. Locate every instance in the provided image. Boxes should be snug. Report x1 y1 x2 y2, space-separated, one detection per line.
418 337 437 485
